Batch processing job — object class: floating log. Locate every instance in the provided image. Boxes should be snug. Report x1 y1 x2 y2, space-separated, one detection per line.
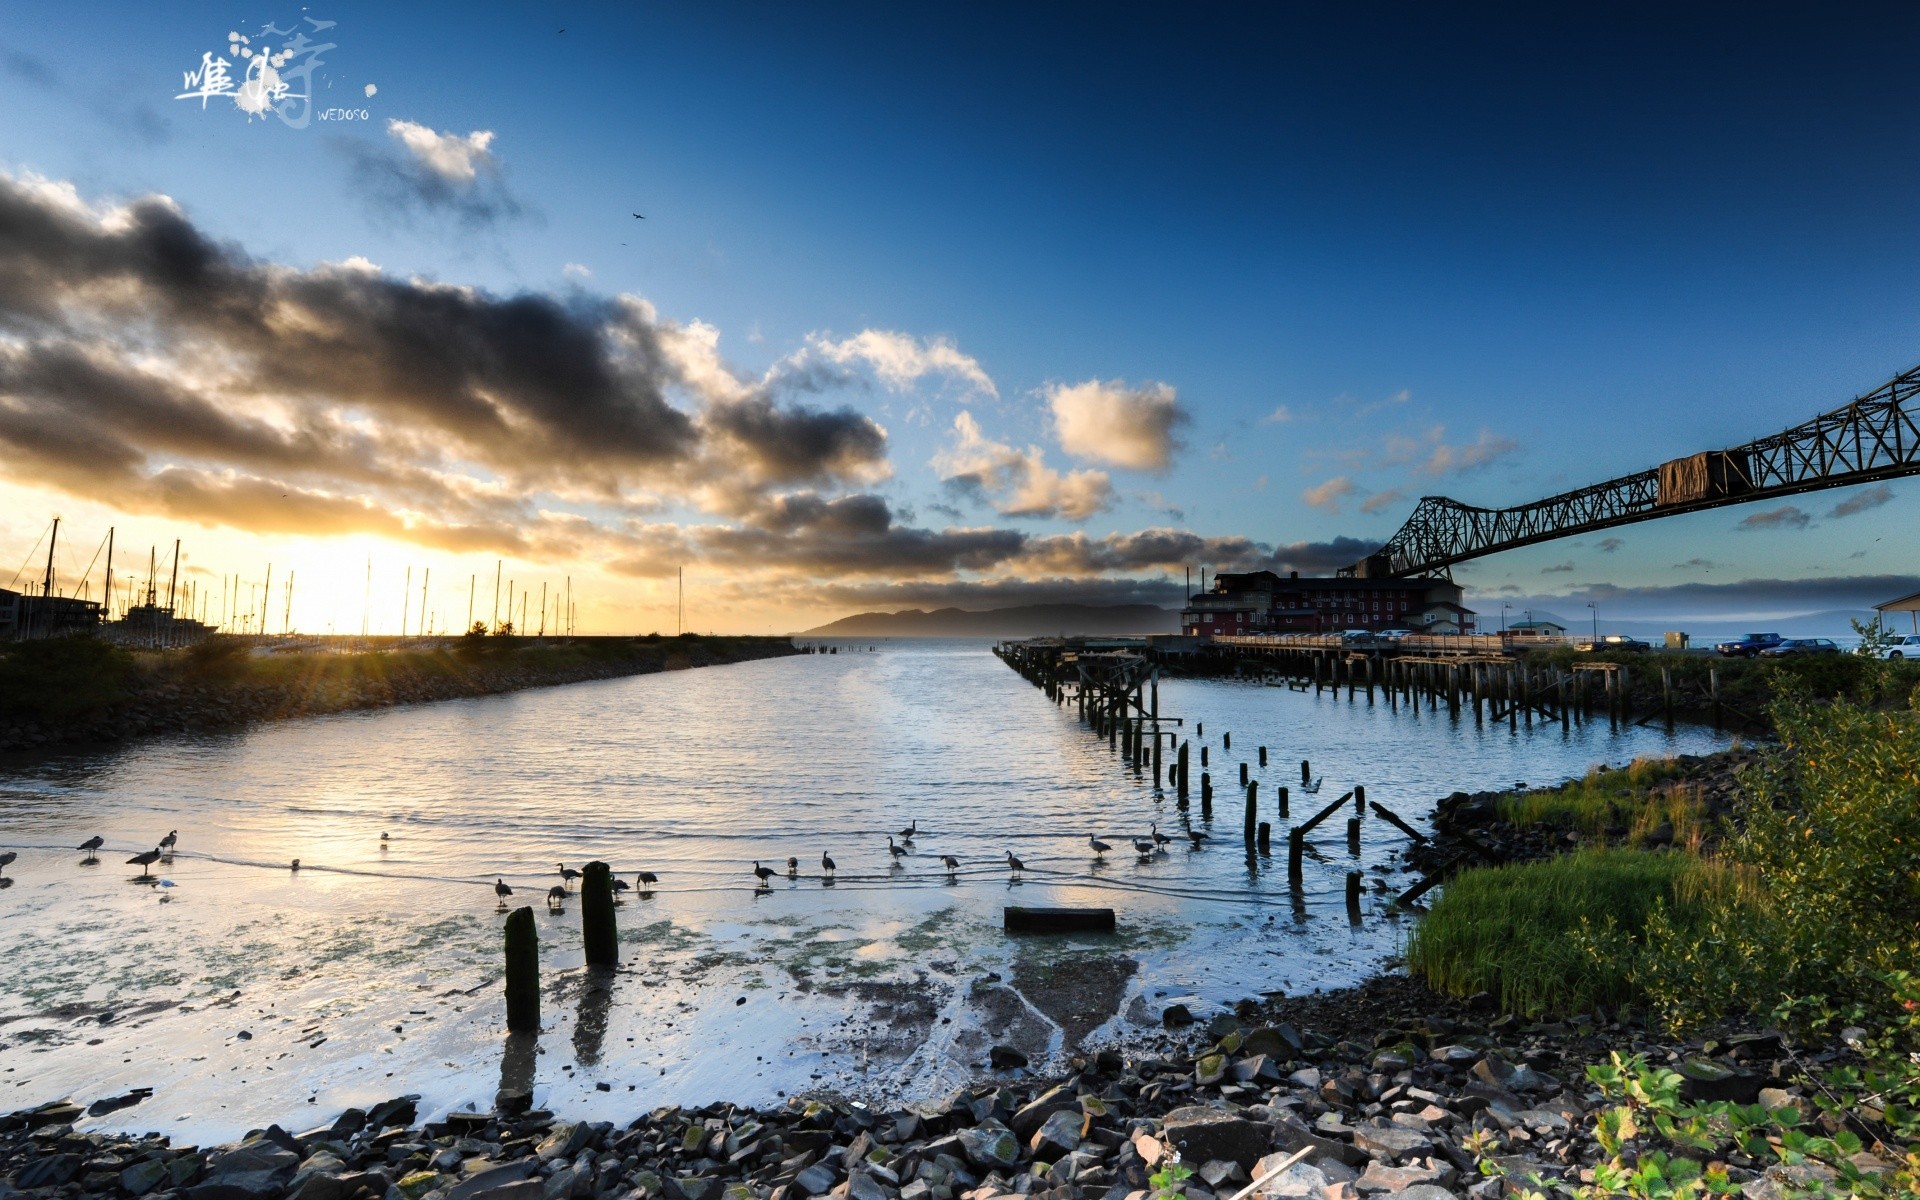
1392 874 1444 908
1368 800 1429 844
1004 906 1116 933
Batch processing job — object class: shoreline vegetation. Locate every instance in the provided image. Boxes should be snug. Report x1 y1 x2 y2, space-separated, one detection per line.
0 633 800 755
6 656 1918 1197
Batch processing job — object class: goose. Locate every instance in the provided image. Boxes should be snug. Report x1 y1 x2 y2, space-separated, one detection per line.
1151 824 1173 848
820 853 836 877
379 832 390 846
557 863 582 888
1006 851 1025 876
1088 834 1111 857
786 856 799 878
1301 776 1323 794
896 820 917 840
1132 836 1156 857
546 885 567 910
752 861 776 885
940 854 960 873
126 847 162 876
159 830 178 853
289 858 301 872
1187 830 1209 849
636 870 658 892
78 836 104 862
887 836 908 861
612 877 631 899
494 878 514 906
0 850 14 876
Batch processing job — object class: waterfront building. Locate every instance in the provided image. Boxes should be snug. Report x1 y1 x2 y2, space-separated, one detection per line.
1178 570 1476 636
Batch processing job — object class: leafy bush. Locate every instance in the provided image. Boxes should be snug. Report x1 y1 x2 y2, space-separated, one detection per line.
1498 756 1706 846
0 637 134 720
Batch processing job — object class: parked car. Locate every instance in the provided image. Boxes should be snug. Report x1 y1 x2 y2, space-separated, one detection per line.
1340 629 1375 642
1876 633 1920 660
1715 632 1785 658
1576 634 1650 652
1378 628 1414 640
1758 638 1841 657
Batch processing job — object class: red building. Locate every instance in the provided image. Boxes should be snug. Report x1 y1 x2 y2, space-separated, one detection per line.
1179 571 1476 636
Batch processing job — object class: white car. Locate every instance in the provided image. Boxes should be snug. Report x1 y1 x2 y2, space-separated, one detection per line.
1877 633 1920 660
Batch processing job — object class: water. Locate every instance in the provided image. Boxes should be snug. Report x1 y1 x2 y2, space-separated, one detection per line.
0 640 1727 1141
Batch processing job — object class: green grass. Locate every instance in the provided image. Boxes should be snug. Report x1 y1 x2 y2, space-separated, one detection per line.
1406 848 1727 1018
1497 756 1706 847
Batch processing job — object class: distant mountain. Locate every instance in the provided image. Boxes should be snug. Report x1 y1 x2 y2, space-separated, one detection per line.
800 604 1179 638
1491 607 1881 645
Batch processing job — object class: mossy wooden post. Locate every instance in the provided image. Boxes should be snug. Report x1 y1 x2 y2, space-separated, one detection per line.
581 861 618 967
504 906 540 1033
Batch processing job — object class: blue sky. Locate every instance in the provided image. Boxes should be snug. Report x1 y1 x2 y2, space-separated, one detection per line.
2 3 1918 633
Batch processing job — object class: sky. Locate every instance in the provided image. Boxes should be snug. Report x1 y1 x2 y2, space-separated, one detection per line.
3 2 1920 635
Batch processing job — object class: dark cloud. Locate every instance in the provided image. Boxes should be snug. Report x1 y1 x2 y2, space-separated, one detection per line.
340 128 529 231
1597 536 1624 553
1737 505 1811 531
706 396 887 486
806 576 1190 611
1828 483 1894 519
1541 561 1574 573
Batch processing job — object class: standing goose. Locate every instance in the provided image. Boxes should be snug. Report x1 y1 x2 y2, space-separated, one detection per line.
0 850 15 876
636 870 658 893
1151 824 1172 848
127 847 162 877
494 878 514 907
1131 836 1155 857
290 858 301 872
786 856 799 878
1187 830 1209 849
820 852 836 877
751 861 776 885
1005 851 1025 876
546 885 567 910
557 863 582 889
886 836 908 862
159 830 178 854
612 877 631 900
940 854 960 873
78 836 104 863
1088 834 1111 858
896 820 917 840
380 832 390 847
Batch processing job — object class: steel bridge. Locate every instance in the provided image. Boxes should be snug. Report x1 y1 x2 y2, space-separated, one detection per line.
1341 361 1920 578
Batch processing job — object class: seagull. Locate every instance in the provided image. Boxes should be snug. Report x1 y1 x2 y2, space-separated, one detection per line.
941 854 960 873
557 863 581 889
786 856 799 878
636 870 658 894
546 885 567 910
1089 834 1111 857
78 836 104 862
1151 823 1172 847
897 820 917 840
820 852 836 877
0 850 14 876
127 847 162 876
494 878 513 907
752 861 776 885
159 830 178 854
1006 851 1025 876
887 836 908 861
632 212 645 219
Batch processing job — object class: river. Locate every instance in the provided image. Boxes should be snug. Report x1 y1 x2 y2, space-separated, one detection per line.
0 639 1727 1141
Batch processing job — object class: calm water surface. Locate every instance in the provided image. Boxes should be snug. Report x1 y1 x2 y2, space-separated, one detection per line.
0 640 1726 1140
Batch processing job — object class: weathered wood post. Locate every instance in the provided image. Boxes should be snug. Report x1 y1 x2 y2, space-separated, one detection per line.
1257 821 1271 854
1277 784 1289 818
1661 666 1674 727
1258 745 1268 766
1223 731 1231 750
1347 817 1361 855
1354 783 1366 815
1346 871 1363 924
1200 771 1213 817
1177 741 1190 797
581 861 619 967
1239 761 1249 787
1287 829 1303 882
1300 759 1311 784
1201 745 1209 768
1710 666 1721 729
504 906 540 1033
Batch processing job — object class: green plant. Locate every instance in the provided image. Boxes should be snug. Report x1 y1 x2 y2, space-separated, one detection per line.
1149 1155 1192 1200
1852 617 1896 659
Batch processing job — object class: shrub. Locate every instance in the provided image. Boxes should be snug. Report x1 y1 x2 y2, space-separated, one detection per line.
0 637 134 720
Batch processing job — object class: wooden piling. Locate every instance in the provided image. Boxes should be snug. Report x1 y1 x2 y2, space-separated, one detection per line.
1258 820 1272 854
1300 759 1311 783
504 906 540 1033
1346 817 1360 855
1201 745 1210 768
1223 731 1231 750
1287 829 1303 881
1710 667 1721 729
1200 771 1213 817
1277 784 1289 818
1177 741 1190 796
1258 746 1267 766
1239 761 1249 786
1354 783 1366 815
1368 800 1429 844
1244 784 1258 847
1345 871 1362 923
581 861 619 967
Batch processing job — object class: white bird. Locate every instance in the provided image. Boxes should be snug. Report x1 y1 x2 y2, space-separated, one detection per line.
1089 834 1111 857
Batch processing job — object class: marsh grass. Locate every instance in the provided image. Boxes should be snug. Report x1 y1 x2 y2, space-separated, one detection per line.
1497 756 1708 849
1405 848 1735 1018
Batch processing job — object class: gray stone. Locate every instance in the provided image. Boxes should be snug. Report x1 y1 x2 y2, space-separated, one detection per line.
1269 1115 1366 1168
445 1161 538 1200
1193 1054 1228 1086
1162 1004 1194 1028
289 1172 384 1200
121 1158 172 1197
1028 1111 1083 1163
1394 1187 1460 1200
1241 1025 1304 1058
1350 1124 1431 1163
667 1177 719 1200
537 1124 594 1162
988 1046 1028 1071
794 1165 839 1197
844 1173 890 1200
1355 1160 1451 1192
1009 1086 1077 1141
1676 1060 1764 1105
1196 1161 1244 1188
18 1155 82 1189
956 1125 1021 1171
1159 1107 1267 1172
1231 1054 1284 1086
1287 1068 1322 1091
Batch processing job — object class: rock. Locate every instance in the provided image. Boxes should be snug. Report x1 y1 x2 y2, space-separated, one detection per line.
1470 1055 1558 1094
289 1171 385 1200
1159 1107 1267 1172
21 1101 84 1128
1028 1111 1084 1162
1676 1060 1764 1105
189 1137 303 1200
1393 1187 1459 1200
1757 1087 1806 1116
494 1090 534 1117
1355 1160 1451 1192
1193 1054 1228 1086
1131 1133 1165 1168
988 1046 1028 1071
1287 1068 1322 1091
1231 1054 1283 1086
400 1170 446 1200
328 1108 370 1138
1197 1160 1244 1188
1241 1025 1304 1058
1009 1085 1077 1141
1349 1124 1431 1163
445 1161 539 1200
794 1164 839 1196
1205 1014 1242 1039
17 1154 82 1188
1269 1116 1366 1169
956 1125 1021 1171
668 1177 719 1200
366 1095 422 1131
121 1158 172 1196
87 1087 154 1117
1162 1004 1195 1028
537 1124 595 1162
843 1172 889 1200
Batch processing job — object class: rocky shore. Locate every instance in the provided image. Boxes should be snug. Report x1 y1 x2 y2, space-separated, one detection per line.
0 638 799 755
2 971 1864 1200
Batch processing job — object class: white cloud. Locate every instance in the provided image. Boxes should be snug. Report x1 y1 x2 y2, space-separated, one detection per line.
563 262 592 279
1302 476 1355 513
934 412 1113 521
1263 404 1294 423
1382 425 1519 476
1360 487 1405 515
386 119 498 183
1047 378 1188 472
809 330 997 398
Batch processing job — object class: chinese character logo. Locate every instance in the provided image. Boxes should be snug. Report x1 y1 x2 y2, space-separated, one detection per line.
174 17 339 129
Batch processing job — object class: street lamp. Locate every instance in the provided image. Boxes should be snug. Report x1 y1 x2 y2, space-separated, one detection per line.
1587 601 1598 643
1501 602 1511 633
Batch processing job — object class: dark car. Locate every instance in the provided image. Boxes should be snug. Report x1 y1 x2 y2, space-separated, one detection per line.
1576 634 1650 653
1716 632 1785 658
1758 638 1841 657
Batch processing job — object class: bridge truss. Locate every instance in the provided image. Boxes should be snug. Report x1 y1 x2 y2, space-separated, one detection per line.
1341 361 1920 578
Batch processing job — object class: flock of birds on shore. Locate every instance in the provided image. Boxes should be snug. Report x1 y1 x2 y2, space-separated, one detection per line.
0 815 1214 904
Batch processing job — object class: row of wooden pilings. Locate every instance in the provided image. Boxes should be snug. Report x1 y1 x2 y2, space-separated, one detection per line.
993 641 1440 915
1219 645 1729 731
501 860 622 1033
